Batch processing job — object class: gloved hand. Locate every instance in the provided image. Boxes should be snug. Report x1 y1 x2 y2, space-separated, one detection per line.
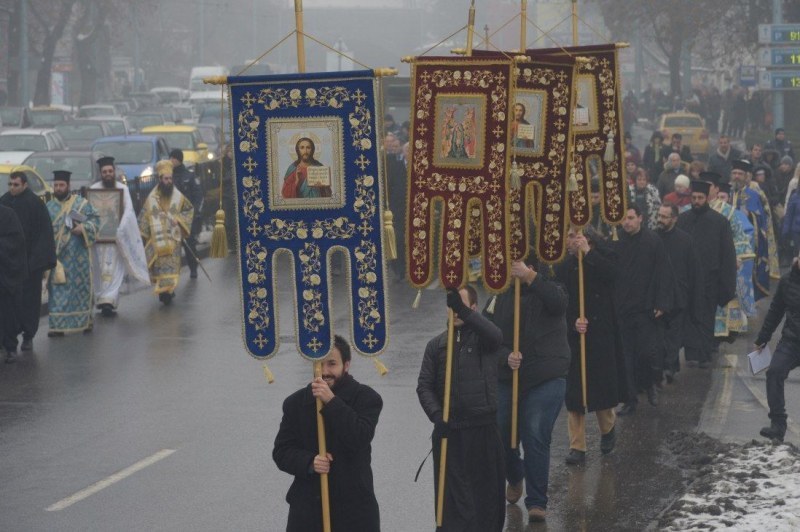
433 412 450 440
446 288 469 318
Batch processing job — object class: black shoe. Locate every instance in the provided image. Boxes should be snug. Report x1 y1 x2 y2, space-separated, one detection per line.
20 338 32 351
617 403 636 416
159 292 174 305
100 304 116 317
647 385 659 407
47 331 64 338
600 426 616 455
190 270 198 279
760 423 786 442
565 449 586 465
664 369 675 384
4 350 16 364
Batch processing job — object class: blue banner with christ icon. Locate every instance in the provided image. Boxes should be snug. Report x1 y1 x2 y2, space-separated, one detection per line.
229 70 388 360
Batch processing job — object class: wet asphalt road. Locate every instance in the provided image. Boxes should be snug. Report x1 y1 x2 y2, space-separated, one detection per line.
0 254 724 532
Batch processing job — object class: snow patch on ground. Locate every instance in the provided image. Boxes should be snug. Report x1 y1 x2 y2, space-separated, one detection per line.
660 434 800 531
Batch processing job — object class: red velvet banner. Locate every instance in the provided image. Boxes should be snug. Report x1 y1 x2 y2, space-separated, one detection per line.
406 57 514 292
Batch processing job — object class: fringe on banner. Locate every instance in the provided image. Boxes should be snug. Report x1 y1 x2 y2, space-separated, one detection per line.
604 133 615 163
263 363 275 384
383 210 398 260
412 289 422 309
210 209 229 259
373 357 388 376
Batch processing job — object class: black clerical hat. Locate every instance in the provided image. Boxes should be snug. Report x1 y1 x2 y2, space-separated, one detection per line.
731 159 753 173
699 171 722 186
96 156 115 168
689 180 710 195
53 170 71 183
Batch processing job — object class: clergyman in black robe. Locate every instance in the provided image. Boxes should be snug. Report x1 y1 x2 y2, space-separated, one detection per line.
0 205 28 363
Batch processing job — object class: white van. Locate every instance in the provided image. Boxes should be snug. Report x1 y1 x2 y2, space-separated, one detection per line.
188 66 229 93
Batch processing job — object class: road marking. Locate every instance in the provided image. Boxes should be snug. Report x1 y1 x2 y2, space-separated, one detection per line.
705 355 738 438
45 449 176 512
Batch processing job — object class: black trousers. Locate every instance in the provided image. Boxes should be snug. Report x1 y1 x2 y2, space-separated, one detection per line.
685 280 719 363
0 290 16 352
620 312 661 403
766 339 800 425
663 310 685 373
185 215 203 274
12 270 44 348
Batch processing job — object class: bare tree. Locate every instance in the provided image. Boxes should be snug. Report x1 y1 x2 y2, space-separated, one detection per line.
30 0 76 106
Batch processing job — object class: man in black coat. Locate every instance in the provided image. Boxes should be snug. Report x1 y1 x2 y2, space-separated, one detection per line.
613 205 674 415
657 203 702 382
554 229 625 465
677 180 737 368
707 135 742 183
418 286 505 531
485 257 570 523
0 205 28 363
0 171 56 354
273 335 382 531
754 258 800 442
170 149 203 278
660 133 693 164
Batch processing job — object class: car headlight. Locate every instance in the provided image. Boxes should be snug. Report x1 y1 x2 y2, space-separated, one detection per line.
140 166 153 180
207 152 214 160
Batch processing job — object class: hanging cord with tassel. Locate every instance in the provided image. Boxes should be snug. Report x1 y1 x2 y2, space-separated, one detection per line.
210 83 229 258
378 76 398 261
263 363 275 384
372 357 389 376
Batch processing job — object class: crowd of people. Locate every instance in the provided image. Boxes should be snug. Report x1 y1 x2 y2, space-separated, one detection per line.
0 151 202 363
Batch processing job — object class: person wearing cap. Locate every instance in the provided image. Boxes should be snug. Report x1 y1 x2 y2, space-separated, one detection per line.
730 159 779 300
662 174 692 213
676 179 737 368
169 149 203 279
765 127 795 161
138 160 194 305
709 176 757 340
90 157 150 317
0 170 56 354
45 170 100 336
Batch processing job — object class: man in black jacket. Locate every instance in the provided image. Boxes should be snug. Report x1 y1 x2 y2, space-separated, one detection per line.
485 257 570 523
417 286 505 531
0 205 27 363
614 205 674 415
0 171 56 355
273 335 382 531
754 259 800 442
170 149 203 278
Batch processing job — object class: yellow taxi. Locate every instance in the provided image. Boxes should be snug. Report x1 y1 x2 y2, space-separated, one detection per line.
0 164 52 202
140 125 209 167
657 112 710 160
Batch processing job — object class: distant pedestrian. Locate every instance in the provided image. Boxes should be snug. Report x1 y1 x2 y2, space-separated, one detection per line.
765 128 795 161
642 131 665 183
0 171 56 353
170 149 203 279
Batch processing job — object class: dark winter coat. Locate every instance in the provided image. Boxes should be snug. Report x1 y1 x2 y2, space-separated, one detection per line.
172 163 203 208
612 227 674 318
658 225 703 320
485 274 571 396
554 244 627 412
273 374 382 532
756 265 800 347
0 205 27 295
0 188 56 274
783 189 800 237
417 310 503 428
708 147 742 182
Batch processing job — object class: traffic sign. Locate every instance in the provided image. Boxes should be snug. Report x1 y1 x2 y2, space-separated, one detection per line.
758 47 800 67
740 65 757 87
758 70 800 90
758 24 800 44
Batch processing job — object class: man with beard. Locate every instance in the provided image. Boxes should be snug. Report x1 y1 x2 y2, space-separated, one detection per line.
273 335 382 531
0 205 27 363
730 159 779 299
656 203 701 382
677 180 737 368
418 286 505 529
613 205 673 414
0 171 55 353
281 137 330 199
46 170 99 336
485 256 569 522
554 228 625 465
90 157 150 316
170 149 203 279
138 160 194 305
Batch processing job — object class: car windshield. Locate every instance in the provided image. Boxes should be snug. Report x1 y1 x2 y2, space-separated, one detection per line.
25 155 93 185
664 116 703 128
161 132 195 150
93 141 153 164
30 111 66 127
0 135 47 151
103 121 126 136
0 108 22 126
155 92 181 103
197 127 218 144
129 114 164 131
79 107 113 118
56 123 105 141
175 107 193 119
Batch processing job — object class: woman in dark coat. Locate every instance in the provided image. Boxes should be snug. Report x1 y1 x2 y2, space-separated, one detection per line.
555 228 627 464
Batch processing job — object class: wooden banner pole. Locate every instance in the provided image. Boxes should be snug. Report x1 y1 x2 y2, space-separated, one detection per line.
578 250 588 409
465 0 476 56
511 278 521 448
436 309 456 527
294 0 306 73
520 0 527 52
313 362 332 532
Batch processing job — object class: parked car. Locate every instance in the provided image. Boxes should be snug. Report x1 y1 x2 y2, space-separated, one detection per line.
24 150 100 194
151 86 190 104
0 129 67 152
55 120 113 150
0 164 52 201
195 123 221 160
29 107 71 127
0 106 30 128
170 104 197 124
658 112 710 161
127 112 169 133
92 135 171 212
128 91 162 108
78 104 119 118
141 125 208 167
87 116 132 137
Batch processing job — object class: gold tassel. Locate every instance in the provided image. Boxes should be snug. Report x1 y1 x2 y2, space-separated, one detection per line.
567 166 579 192
485 295 497 314
612 226 619 241
383 210 398 261
262 363 275 384
510 161 521 190
412 289 422 309
210 209 229 259
372 357 388 376
603 133 616 163
53 260 66 284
